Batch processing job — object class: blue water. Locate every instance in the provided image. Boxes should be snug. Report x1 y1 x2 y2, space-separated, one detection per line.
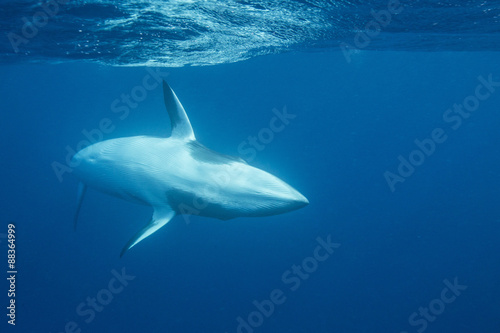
1 1 500 333
2 0 500 66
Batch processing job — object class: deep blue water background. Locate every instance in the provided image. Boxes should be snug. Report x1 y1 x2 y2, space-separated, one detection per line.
1 51 500 333
1 1 500 330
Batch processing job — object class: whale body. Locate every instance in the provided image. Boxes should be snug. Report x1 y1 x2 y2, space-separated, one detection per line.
72 82 308 256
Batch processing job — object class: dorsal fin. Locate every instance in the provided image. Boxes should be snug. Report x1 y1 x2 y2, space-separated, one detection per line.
163 81 195 140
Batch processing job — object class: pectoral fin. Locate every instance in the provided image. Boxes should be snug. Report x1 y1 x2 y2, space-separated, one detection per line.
120 206 176 257
74 182 87 231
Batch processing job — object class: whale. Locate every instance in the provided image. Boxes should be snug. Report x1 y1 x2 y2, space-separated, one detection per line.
72 81 308 257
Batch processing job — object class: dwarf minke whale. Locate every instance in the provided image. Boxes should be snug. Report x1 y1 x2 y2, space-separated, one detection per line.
72 82 308 257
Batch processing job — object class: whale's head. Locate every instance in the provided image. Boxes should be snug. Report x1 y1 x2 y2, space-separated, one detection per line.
184 143 308 219
219 163 309 219
235 163 309 216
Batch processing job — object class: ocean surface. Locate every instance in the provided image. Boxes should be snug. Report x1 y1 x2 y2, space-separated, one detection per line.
1 1 500 333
